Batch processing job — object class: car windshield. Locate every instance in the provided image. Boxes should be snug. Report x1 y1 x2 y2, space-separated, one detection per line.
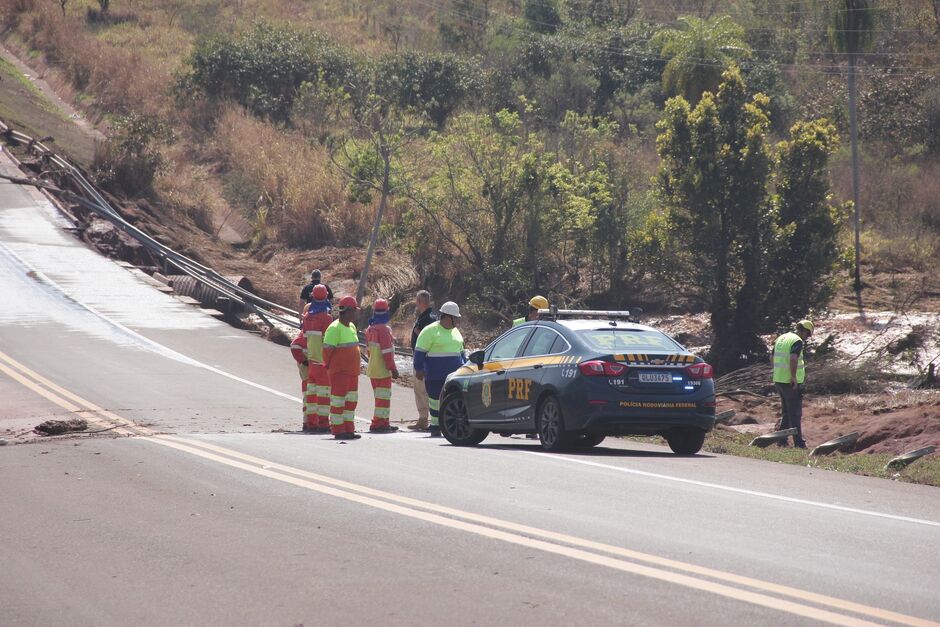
579 329 681 353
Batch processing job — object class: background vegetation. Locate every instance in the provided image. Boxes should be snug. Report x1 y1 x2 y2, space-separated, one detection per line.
1 0 938 370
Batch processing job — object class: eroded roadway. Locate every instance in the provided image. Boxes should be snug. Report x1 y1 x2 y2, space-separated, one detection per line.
1 153 939 627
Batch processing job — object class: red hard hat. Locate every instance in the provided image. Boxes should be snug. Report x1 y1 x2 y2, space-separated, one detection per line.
338 296 359 310
373 298 389 312
311 284 328 301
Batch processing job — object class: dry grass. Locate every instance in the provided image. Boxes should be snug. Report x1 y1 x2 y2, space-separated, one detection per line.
213 107 372 248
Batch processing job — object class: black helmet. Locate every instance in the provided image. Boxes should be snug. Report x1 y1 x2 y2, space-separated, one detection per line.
310 269 321 279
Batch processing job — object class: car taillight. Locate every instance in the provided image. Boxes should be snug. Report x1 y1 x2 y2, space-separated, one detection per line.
579 360 627 377
685 362 714 380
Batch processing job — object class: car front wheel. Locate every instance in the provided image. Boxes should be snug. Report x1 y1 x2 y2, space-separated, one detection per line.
538 395 575 452
665 427 706 455
440 392 488 446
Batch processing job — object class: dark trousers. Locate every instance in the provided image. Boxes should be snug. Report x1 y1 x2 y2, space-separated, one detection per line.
775 382 805 447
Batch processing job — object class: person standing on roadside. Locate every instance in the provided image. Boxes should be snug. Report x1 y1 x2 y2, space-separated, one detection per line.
302 284 334 433
289 329 311 432
300 269 334 309
323 296 362 440
772 320 814 449
413 301 465 438
366 298 399 433
409 290 436 432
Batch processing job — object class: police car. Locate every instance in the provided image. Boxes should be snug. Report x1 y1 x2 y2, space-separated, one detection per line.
439 309 716 454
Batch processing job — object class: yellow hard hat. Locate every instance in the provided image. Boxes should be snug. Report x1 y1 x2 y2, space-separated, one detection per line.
529 295 549 310
797 319 814 334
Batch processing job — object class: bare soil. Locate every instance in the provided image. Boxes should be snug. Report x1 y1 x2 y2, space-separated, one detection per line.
719 391 940 455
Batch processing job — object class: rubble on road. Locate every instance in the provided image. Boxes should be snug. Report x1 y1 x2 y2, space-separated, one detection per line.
35 418 88 435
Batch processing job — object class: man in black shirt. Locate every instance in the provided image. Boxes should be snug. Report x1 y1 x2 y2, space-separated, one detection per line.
409 290 436 431
300 269 334 309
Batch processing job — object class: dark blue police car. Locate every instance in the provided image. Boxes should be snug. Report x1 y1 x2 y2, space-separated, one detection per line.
439 310 716 454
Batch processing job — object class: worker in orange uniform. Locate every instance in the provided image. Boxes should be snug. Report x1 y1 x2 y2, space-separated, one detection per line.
365 299 399 433
289 330 311 432
323 296 362 440
303 284 334 433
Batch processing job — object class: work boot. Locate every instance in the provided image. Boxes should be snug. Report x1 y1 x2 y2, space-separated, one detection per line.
303 425 316 433
334 432 353 440
349 432 362 440
370 425 399 434
313 426 331 434
428 426 442 438
408 417 429 432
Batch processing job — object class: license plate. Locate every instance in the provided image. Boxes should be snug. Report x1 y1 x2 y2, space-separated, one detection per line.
638 372 672 384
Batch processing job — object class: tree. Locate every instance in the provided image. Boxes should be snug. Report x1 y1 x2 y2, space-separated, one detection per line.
653 15 750 104
657 68 772 374
328 87 425 305
374 51 479 128
439 0 491 53
829 0 875 293
765 120 844 328
408 110 557 312
658 68 842 373
523 0 562 33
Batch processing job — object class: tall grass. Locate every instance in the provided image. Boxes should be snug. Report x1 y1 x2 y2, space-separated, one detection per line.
213 107 371 249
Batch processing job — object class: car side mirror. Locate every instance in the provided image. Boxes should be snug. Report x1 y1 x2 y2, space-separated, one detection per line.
468 350 485 369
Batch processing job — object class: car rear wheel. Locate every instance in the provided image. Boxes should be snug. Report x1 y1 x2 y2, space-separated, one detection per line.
440 392 488 446
665 427 706 455
538 395 575 452
574 433 606 449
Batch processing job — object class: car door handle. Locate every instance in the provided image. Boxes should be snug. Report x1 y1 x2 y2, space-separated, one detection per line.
496 370 506 375
533 364 543 369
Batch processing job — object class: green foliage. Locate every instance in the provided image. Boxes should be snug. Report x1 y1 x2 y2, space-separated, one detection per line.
375 51 480 127
439 0 491 53
658 68 828 373
566 0 638 27
93 112 174 196
828 0 876 55
765 119 844 328
181 23 356 124
653 15 750 103
523 0 562 33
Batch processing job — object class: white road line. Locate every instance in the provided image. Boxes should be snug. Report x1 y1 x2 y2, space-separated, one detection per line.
523 450 940 529
4 202 936 528
0 236 298 403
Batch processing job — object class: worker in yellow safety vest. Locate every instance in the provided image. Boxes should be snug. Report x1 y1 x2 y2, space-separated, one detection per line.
513 295 549 326
771 320 813 448
324 296 362 440
414 301 466 438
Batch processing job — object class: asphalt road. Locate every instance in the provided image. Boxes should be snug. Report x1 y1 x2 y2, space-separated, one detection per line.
2 153 939 627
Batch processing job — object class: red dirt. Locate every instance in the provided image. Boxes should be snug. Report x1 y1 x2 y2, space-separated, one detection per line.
720 394 940 455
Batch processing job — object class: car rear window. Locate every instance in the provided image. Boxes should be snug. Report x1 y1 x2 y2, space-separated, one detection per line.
579 329 680 353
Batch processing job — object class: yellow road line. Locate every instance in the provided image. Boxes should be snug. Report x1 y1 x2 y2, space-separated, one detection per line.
0 350 143 434
0 360 126 434
2 347 938 626
163 435 938 627
148 435 879 627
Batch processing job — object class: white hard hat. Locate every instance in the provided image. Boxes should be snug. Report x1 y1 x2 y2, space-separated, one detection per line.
439 301 461 318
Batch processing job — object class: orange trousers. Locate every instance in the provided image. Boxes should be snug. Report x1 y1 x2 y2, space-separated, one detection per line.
305 364 331 429
329 373 358 435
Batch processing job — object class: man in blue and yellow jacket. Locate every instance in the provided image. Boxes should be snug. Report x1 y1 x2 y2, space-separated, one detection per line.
413 301 466 438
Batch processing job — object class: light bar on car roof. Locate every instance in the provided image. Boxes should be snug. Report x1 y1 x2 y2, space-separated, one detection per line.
538 306 643 322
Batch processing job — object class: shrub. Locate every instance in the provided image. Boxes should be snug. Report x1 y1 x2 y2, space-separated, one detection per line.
374 51 480 127
93 113 174 196
182 23 357 124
